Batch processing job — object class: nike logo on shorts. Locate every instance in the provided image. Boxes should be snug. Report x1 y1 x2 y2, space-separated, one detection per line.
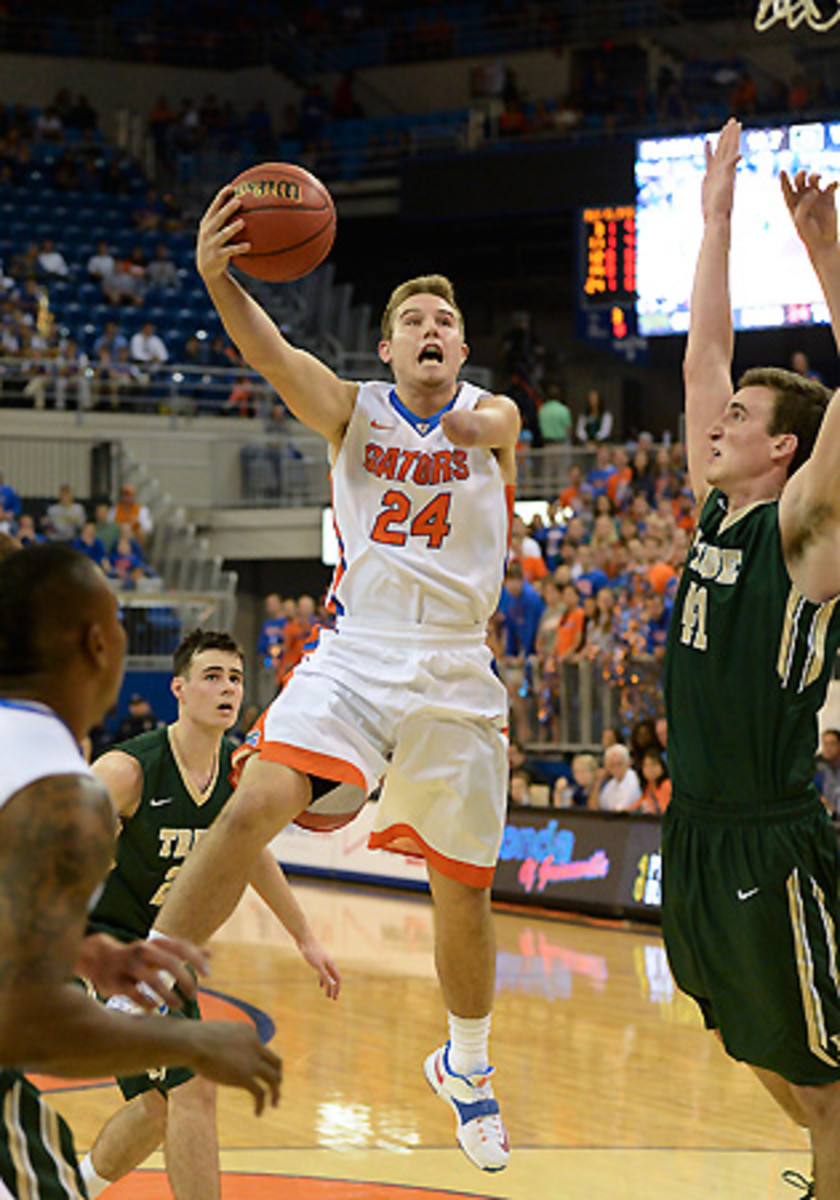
737 886 760 901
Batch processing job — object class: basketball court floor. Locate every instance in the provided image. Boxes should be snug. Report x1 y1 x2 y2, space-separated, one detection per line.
41 879 811 1199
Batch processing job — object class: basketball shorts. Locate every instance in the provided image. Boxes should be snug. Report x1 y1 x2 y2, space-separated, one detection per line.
662 792 840 1085
0 1070 85 1199
236 621 510 888
114 996 200 1101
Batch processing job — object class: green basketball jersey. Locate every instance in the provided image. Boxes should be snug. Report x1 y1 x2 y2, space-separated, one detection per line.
664 488 840 808
89 726 235 941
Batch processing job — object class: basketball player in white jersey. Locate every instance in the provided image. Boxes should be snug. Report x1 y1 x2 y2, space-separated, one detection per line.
0 544 281 1199
152 186 520 1171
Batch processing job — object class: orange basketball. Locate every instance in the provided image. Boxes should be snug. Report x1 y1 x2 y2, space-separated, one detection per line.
228 162 336 283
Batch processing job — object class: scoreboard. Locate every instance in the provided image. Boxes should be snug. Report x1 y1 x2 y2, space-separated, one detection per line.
581 204 636 304
577 204 643 359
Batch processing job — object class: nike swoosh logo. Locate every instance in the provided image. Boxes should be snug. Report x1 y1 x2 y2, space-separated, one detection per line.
737 887 760 901
150 797 174 807
370 420 394 430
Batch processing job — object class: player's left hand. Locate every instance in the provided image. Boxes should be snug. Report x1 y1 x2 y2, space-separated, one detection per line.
781 168 839 257
76 932 210 1010
298 936 342 1000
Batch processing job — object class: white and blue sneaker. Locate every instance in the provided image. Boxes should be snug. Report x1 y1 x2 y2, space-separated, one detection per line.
423 1042 510 1172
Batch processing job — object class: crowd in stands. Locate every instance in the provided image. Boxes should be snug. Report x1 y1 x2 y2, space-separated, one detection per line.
0 474 159 590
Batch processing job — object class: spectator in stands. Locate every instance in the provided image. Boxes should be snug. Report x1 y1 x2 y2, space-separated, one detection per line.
558 463 584 514
256 592 287 708
108 531 148 588
115 693 161 742
276 595 319 683
581 585 616 659
87 240 117 286
644 533 677 597
817 729 840 817
73 520 109 569
93 501 121 556
497 560 544 658
146 243 180 291
54 338 92 411
0 472 21 526
537 382 572 445
44 484 87 541
629 717 662 778
34 105 63 143
94 320 129 360
36 238 70 282
534 577 564 662
575 388 613 445
571 543 609 601
585 444 616 501
102 253 146 308
790 348 824 384
222 374 256 418
596 743 641 812
108 483 153 547
15 513 43 547
642 590 672 659
130 320 169 385
554 752 600 808
100 345 143 409
629 749 672 815
508 769 532 807
553 583 585 665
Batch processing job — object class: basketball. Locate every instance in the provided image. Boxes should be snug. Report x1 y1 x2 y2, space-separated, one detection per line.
227 162 336 283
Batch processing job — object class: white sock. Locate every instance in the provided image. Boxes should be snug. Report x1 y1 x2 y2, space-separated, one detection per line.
447 1012 491 1076
79 1154 111 1198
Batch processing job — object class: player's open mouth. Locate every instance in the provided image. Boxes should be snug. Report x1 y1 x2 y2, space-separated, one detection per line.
217 703 233 713
419 346 443 362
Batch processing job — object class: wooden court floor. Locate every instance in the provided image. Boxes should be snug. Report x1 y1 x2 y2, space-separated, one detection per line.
42 879 812 1199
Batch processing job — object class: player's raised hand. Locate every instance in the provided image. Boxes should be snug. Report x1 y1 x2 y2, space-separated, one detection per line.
196 187 250 282
701 118 742 223
190 1022 281 1115
781 169 839 259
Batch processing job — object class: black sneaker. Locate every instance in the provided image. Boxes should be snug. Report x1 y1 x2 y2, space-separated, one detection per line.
782 1169 814 1198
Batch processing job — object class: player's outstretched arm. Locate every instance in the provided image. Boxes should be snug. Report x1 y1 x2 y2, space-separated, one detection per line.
683 118 742 503
0 775 280 1112
782 169 840 352
779 386 840 603
249 849 341 999
197 186 356 444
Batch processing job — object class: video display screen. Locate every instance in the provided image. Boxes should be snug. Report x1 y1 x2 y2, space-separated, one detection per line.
635 121 839 336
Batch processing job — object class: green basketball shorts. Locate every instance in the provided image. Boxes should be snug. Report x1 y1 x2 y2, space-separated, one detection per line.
662 792 840 1086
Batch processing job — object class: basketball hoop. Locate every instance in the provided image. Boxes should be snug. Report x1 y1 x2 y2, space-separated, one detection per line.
754 0 840 30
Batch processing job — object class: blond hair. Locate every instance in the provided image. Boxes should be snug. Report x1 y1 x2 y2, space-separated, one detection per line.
380 274 464 340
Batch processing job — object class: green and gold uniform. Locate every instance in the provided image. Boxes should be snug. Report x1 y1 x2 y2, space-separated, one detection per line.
663 488 840 1084
88 726 235 1099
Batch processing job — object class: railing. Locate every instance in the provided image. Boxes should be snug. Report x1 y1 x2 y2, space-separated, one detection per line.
121 592 238 665
506 652 664 749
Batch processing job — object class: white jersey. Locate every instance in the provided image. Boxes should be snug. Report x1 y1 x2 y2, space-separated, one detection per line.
0 700 92 809
328 380 513 630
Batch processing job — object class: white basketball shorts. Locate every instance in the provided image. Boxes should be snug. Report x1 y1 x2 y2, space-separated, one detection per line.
234 620 509 887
